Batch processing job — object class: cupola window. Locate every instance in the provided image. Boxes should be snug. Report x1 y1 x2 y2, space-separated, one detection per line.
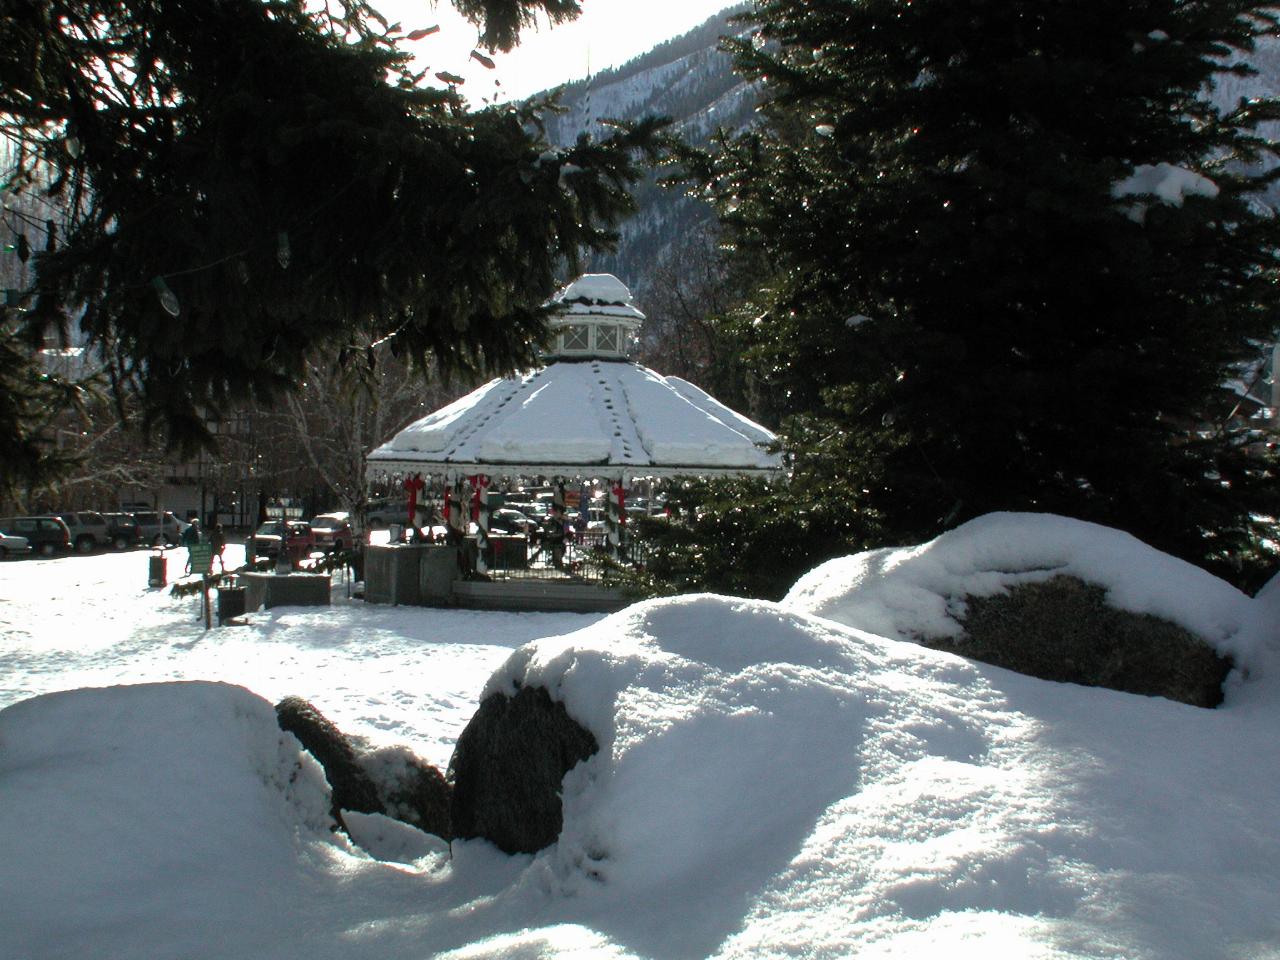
595 324 619 353
561 324 590 352
541 274 645 361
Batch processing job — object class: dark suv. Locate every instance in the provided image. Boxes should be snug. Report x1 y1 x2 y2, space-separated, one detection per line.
0 516 72 556
102 512 142 549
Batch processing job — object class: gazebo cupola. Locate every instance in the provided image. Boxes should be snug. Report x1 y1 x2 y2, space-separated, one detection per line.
544 273 645 360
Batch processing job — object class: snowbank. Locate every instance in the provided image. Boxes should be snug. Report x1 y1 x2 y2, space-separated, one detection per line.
0 682 338 958
476 593 1280 958
3 545 1279 958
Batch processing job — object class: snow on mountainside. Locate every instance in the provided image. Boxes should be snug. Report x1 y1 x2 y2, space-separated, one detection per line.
1214 34 1280 111
532 7 756 300
1211 34 1280 405
543 41 753 148
529 13 1280 310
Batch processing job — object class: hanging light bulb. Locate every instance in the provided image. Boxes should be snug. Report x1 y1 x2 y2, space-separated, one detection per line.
277 231 291 269
152 276 180 317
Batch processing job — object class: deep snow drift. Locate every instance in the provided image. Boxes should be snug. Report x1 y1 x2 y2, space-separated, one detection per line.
1 516 1278 959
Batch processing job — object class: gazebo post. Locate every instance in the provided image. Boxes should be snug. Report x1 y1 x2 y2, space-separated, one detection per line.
550 478 567 571
442 482 451 544
474 475 491 576
447 477 467 574
606 478 626 562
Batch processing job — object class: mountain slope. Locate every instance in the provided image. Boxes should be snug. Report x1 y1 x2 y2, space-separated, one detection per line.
535 7 755 301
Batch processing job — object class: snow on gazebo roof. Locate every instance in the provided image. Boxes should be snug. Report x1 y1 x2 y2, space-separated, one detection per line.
548 273 645 323
366 275 782 482
366 358 782 481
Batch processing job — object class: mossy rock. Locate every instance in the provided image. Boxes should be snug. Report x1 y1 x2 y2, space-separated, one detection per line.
922 575 1232 708
361 747 452 841
276 695 385 819
276 696 453 841
448 685 599 855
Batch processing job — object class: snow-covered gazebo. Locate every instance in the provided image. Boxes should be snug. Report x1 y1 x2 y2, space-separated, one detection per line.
363 274 781 610
366 273 781 481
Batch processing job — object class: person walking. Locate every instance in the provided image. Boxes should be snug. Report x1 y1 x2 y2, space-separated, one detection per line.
182 519 202 574
209 522 226 572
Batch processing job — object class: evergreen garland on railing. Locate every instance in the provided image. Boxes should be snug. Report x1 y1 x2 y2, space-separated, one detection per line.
303 548 361 576
169 558 273 598
167 547 362 598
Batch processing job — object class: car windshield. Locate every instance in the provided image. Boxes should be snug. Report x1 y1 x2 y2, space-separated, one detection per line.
256 522 285 536
312 515 343 527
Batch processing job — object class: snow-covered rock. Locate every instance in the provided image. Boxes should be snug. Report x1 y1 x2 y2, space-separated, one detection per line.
783 512 1258 669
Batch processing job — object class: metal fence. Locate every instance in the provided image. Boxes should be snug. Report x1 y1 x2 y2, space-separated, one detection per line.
473 529 646 583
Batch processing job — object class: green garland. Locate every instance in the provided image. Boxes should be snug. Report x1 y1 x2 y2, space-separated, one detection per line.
169 558 273 598
301 548 360 576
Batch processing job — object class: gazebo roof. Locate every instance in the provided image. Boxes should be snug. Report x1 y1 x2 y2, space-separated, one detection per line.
367 274 782 482
366 358 782 481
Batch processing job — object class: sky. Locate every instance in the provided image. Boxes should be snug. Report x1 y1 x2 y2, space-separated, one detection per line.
377 0 738 102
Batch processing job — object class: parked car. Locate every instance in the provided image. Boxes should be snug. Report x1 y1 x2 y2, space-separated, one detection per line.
488 508 543 536
56 511 113 553
0 516 72 556
133 510 188 546
309 513 354 553
251 520 316 560
505 499 550 522
364 498 405 529
101 512 143 549
0 530 31 559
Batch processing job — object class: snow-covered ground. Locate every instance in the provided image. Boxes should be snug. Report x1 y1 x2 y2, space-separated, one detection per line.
1 517 1278 960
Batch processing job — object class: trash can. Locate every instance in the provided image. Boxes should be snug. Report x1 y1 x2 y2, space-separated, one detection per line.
217 586 246 625
148 550 167 588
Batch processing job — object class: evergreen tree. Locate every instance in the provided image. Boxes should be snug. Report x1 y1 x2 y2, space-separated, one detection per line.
693 0 1280 586
0 316 86 495
0 0 664 493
